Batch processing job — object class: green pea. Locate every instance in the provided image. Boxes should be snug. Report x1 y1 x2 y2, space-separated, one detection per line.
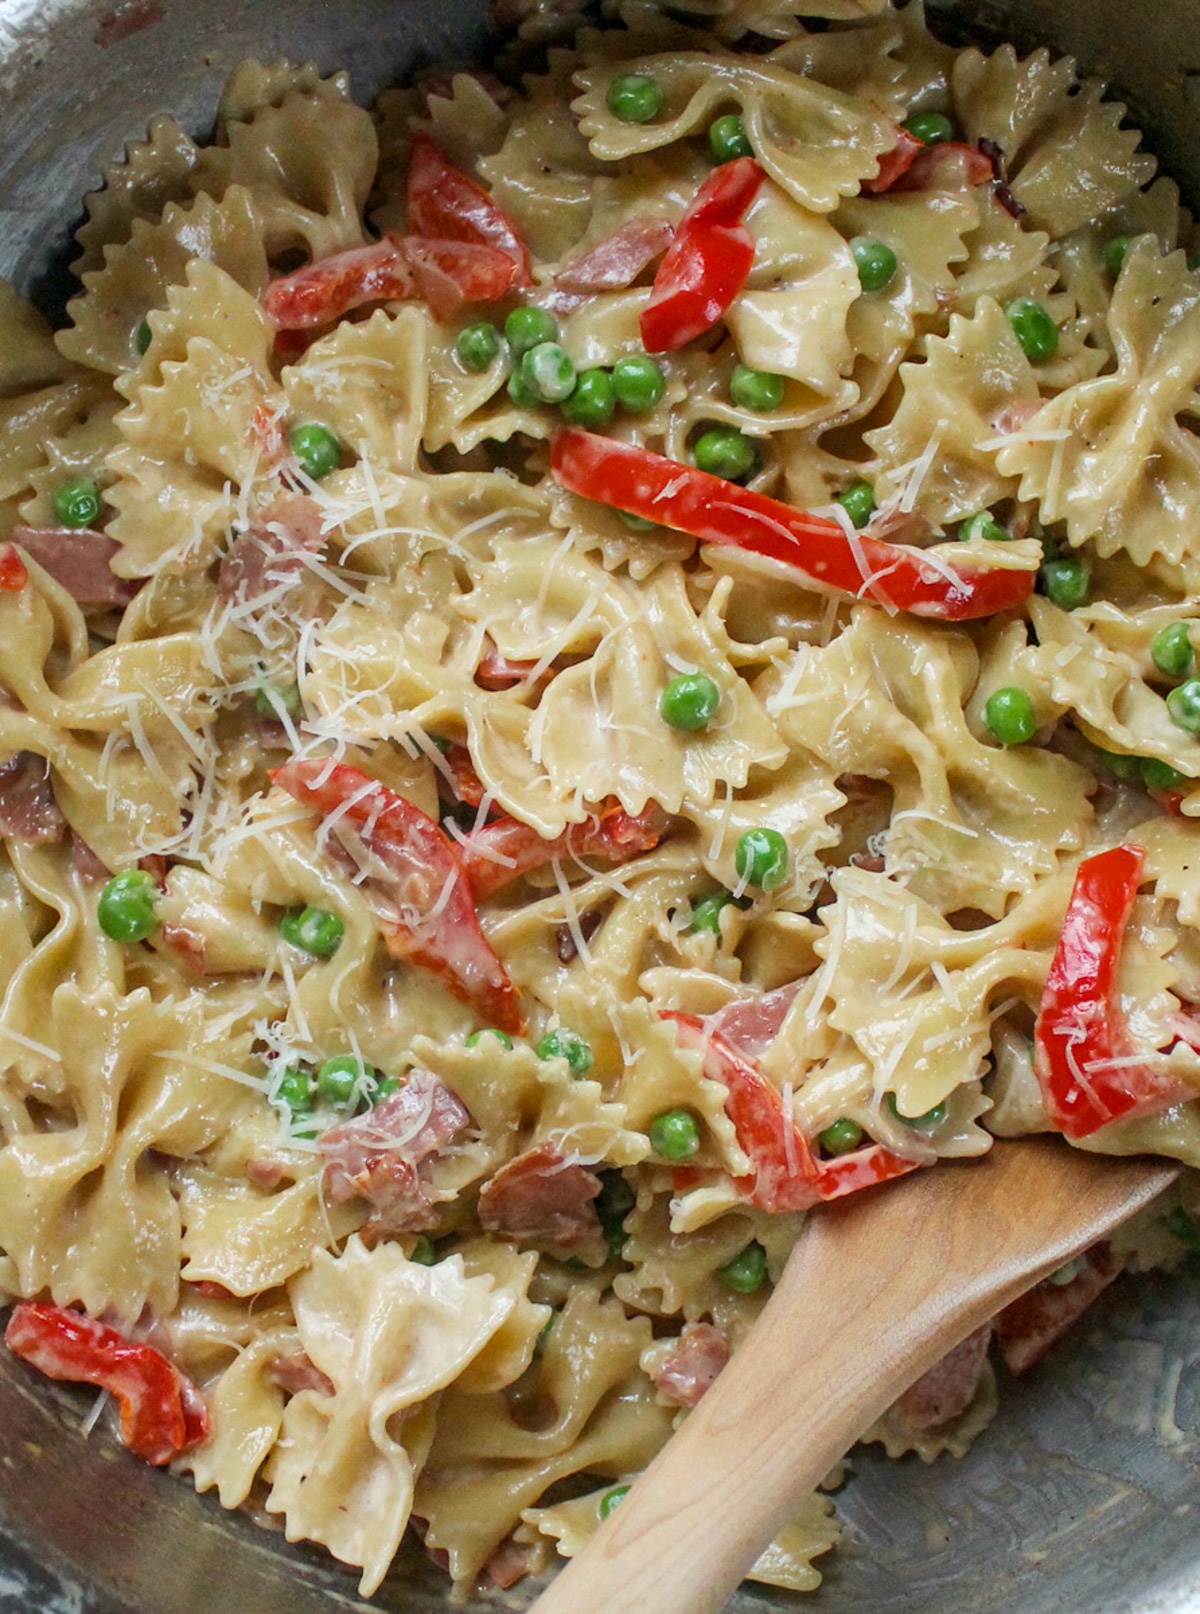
537 1027 593 1077
1165 1204 1200 1249
959 511 1009 543
135 319 153 356
316 1054 374 1108
255 681 301 718
1142 757 1186 791
708 112 753 163
279 905 345 957
1167 679 1200 733
903 110 954 145
274 1065 313 1114
659 672 721 732
984 686 1037 746
52 477 102 530
719 1241 768 1294
649 1107 701 1160
1104 234 1134 278
561 367 616 428
1039 554 1090 610
504 305 558 356
819 1118 865 1156
1005 297 1059 362
606 73 664 124
693 427 757 482
1095 748 1144 784
521 341 577 403
455 321 504 373
97 868 160 943
1152 621 1194 679
612 355 666 413
290 423 342 481
374 1075 401 1102
599 1485 631 1519
837 480 876 530
851 237 898 294
466 1027 514 1050
886 1091 947 1131
410 1235 438 1265
729 364 785 413
617 509 657 531
688 889 734 938
734 827 789 890
507 366 540 408
1048 1255 1087 1287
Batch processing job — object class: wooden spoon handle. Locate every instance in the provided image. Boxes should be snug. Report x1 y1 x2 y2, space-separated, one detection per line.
528 1143 1174 1614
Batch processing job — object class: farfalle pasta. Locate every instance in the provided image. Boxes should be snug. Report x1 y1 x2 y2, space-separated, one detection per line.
3 0 1200 1603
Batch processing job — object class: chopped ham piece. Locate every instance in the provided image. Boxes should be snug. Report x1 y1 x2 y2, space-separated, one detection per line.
245 1157 286 1191
217 494 326 611
994 1244 1123 1375
477 1141 603 1255
556 216 675 292
482 1535 539 1590
893 1323 992 1430
475 638 546 691
186 1280 237 1302
267 1349 335 1398
318 1068 470 1235
460 801 668 902
158 922 208 974
13 526 137 608
0 751 65 843
705 984 799 1061
556 909 602 963
650 1322 730 1409
70 831 110 881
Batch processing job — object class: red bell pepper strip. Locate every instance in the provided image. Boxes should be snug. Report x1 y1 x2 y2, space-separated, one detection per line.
262 237 416 329
4 1302 209 1466
551 429 1036 622
861 126 924 193
639 157 764 353
664 1012 921 1212
402 237 522 321
892 142 995 192
406 132 532 284
0 544 28 592
441 742 487 809
1033 844 1186 1138
458 801 668 903
272 759 524 1034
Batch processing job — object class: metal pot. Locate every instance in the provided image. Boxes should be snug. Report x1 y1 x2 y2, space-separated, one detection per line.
2 2 1200 1609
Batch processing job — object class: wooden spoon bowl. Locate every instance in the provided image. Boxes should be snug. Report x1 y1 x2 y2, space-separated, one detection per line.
529 1138 1177 1614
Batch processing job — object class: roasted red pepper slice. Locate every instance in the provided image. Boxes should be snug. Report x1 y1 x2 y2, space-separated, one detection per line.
4 1302 208 1466
458 801 668 903
664 1013 920 1212
861 127 924 193
551 428 1035 622
403 237 522 320
0 543 28 592
406 132 532 284
272 759 524 1034
1033 843 1185 1139
639 157 764 353
892 142 995 192
262 237 415 329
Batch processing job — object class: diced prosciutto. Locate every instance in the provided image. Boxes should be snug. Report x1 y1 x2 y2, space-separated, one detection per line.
70 831 110 881
994 1244 1123 1375
460 801 669 902
272 759 524 1032
267 1349 335 1398
649 1322 730 1410
244 1157 286 1190
262 237 416 330
158 922 209 974
475 638 546 692
861 127 924 193
483 1536 539 1590
477 1141 603 1255
12 526 138 608
892 142 995 193
556 216 675 292
704 984 799 1062
318 1068 471 1235
217 493 326 614
0 751 65 843
893 1323 992 1431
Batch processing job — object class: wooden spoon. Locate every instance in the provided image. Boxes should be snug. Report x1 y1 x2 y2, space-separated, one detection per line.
528 1137 1176 1614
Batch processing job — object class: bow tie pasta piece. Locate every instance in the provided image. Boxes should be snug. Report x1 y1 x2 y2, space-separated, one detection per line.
215 58 347 129
572 54 896 215
0 373 113 537
194 82 378 263
866 296 1040 524
0 282 73 394
0 983 259 1326
424 321 552 455
71 114 202 279
58 187 269 377
768 10 908 110
997 243 1200 572
951 203 1053 317
264 1237 519 1595
549 483 697 582
951 45 1156 239
104 261 283 578
282 307 430 476
17 393 121 530
416 1286 673 1590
